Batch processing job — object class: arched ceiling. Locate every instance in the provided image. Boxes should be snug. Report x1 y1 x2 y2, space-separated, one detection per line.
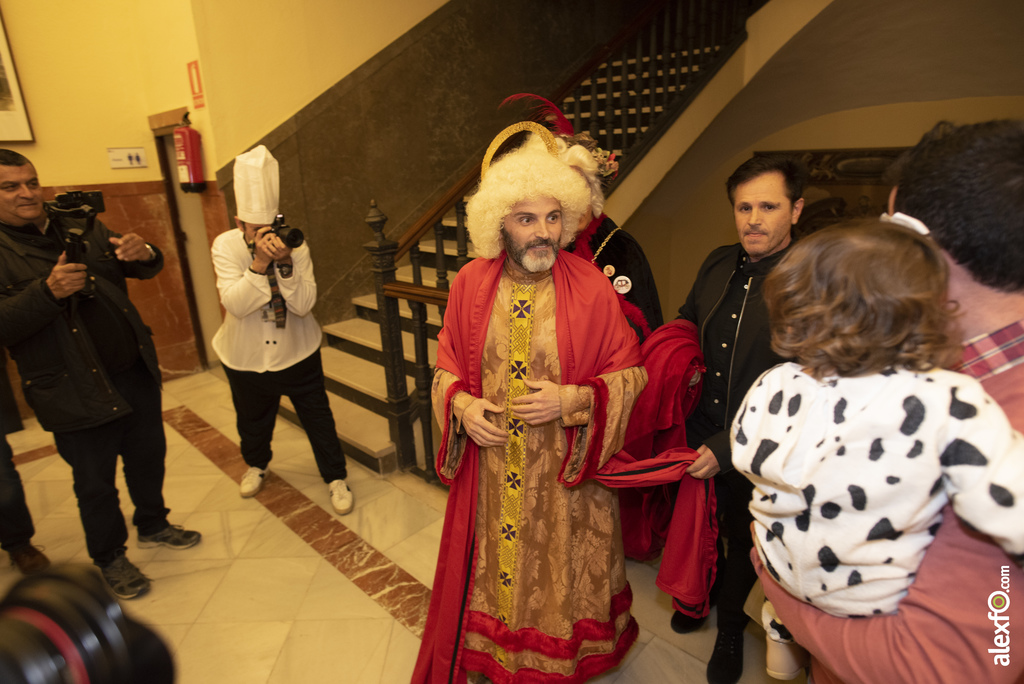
646 0 1024 214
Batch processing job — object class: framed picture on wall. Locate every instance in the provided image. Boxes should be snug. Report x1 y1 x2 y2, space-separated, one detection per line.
0 8 33 142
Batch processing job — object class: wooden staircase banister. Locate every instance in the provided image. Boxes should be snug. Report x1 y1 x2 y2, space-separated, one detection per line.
396 166 478 260
394 0 672 262
383 281 451 308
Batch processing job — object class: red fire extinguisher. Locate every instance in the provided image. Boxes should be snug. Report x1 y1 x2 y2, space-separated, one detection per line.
173 113 206 193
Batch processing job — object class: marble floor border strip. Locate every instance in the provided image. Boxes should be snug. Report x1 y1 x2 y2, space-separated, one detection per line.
162 405 432 637
11 443 58 465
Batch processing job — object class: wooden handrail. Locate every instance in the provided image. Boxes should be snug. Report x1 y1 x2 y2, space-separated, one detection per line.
396 165 478 259
394 0 671 261
383 281 450 308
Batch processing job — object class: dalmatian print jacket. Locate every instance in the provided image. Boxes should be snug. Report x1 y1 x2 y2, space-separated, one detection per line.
732 362 1024 618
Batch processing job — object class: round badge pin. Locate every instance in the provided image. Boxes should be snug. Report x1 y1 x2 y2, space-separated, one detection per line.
603 264 616 277
613 275 632 294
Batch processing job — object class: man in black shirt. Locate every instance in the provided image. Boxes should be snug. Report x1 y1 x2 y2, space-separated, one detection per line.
675 155 807 684
0 149 200 599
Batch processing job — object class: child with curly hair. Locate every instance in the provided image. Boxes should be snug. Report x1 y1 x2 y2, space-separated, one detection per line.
732 220 1024 679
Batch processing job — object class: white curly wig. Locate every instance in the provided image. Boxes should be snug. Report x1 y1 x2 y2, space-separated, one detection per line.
557 137 605 218
467 132 591 259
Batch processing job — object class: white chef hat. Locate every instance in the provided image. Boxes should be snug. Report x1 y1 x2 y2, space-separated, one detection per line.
233 145 279 225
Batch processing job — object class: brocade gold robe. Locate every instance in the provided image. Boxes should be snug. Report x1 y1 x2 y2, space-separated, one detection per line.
428 259 646 682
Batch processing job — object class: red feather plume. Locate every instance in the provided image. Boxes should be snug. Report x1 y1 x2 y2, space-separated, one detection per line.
500 93 576 137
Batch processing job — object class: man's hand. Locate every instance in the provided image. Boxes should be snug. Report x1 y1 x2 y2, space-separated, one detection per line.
463 397 507 447
251 226 293 273
511 379 561 425
686 444 721 479
46 252 87 299
109 234 153 262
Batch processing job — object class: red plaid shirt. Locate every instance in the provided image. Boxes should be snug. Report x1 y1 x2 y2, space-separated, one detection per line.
957 319 1024 381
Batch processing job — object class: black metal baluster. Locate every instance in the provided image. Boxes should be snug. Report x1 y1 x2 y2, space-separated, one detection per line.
409 246 435 480
604 59 615 152
630 31 638 145
648 20 658 128
698 0 709 74
455 200 469 271
433 220 449 293
661 4 670 107
619 46 629 153
364 201 416 471
675 0 686 95
686 0 697 86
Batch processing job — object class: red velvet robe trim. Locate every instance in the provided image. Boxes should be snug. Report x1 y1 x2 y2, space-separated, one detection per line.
557 377 608 487
414 252 642 684
464 583 633 658
463 619 639 684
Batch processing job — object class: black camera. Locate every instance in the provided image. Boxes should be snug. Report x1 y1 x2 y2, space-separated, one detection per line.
44 192 105 299
268 213 304 249
49 190 106 216
0 564 173 684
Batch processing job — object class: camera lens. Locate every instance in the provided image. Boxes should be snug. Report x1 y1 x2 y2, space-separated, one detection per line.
0 565 173 684
278 226 305 249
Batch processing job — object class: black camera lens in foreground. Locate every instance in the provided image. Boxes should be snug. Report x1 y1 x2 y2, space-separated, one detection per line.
0 564 173 684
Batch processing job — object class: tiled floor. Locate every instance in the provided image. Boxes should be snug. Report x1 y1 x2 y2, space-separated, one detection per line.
3 370 798 684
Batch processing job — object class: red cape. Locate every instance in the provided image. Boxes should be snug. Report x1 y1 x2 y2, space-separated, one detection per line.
414 251 642 684
605 320 719 617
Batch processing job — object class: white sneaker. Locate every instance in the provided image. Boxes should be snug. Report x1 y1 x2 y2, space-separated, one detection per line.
766 637 809 680
329 479 354 515
240 467 266 498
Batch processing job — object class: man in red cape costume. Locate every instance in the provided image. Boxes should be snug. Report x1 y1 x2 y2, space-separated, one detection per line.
413 122 651 683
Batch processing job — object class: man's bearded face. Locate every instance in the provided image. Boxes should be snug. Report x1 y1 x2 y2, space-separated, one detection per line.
501 197 563 274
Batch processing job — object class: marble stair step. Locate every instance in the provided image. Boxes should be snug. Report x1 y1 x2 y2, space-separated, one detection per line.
279 390 397 474
395 264 443 288
351 293 443 328
320 346 415 401
322 318 438 367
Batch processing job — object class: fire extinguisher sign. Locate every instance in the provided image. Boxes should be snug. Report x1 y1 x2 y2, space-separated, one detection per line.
188 61 205 109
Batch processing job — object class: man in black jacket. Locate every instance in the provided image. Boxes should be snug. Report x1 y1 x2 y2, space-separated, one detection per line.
675 155 806 684
0 149 200 599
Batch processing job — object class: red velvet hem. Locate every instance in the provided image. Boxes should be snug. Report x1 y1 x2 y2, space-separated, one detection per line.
464 583 632 659
558 377 608 487
463 615 639 684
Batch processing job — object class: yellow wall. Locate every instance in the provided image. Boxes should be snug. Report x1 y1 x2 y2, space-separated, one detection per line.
189 0 447 168
0 0 446 186
658 95 1024 318
0 0 200 185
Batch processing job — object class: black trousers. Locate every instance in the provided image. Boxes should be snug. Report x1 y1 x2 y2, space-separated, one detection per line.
54 361 169 566
223 348 347 483
0 431 35 552
712 468 758 633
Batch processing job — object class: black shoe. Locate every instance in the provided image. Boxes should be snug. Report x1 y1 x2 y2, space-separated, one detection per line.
706 628 744 684
671 609 708 634
137 524 201 550
8 544 51 575
100 554 151 600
